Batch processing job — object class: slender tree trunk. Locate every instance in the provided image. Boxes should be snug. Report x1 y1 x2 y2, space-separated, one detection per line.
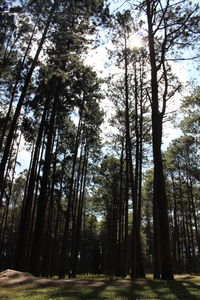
42 128 59 277
0 132 22 245
152 116 173 279
186 170 196 272
69 142 84 277
0 126 19 205
118 137 125 276
133 62 145 278
123 34 144 278
50 153 66 277
171 172 181 272
178 168 190 272
188 174 200 256
71 146 88 277
59 114 82 278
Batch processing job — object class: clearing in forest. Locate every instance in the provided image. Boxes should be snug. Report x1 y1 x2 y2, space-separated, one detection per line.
0 269 200 299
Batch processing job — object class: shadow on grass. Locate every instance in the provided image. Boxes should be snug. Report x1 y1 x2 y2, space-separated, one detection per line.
181 280 200 291
47 280 157 300
2 278 200 300
39 279 114 300
146 279 200 300
114 279 200 300
167 280 200 300
111 281 155 300
40 280 151 300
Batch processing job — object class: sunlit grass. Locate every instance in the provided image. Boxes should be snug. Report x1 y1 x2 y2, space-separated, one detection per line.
0 275 200 300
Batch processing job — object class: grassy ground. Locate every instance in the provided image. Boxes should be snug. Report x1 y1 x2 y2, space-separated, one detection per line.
0 275 200 300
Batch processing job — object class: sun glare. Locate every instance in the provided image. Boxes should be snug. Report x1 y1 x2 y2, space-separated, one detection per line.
128 32 143 49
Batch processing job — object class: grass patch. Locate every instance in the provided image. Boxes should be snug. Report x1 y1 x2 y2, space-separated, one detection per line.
0 276 200 300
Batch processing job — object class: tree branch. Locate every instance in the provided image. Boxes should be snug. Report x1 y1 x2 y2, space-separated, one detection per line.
166 55 200 61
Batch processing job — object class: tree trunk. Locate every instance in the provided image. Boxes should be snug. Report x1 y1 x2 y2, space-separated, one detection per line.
59 114 82 278
146 0 173 279
123 34 144 278
71 146 88 277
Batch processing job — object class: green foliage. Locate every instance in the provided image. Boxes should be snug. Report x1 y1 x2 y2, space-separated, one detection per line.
90 156 121 215
180 88 200 136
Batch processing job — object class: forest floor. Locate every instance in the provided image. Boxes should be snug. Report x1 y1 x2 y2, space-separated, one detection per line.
0 269 200 299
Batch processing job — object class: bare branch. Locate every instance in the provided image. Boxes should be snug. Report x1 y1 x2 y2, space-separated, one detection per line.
161 61 168 116
166 55 200 61
165 108 180 115
146 88 152 105
154 0 170 35
165 6 199 40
